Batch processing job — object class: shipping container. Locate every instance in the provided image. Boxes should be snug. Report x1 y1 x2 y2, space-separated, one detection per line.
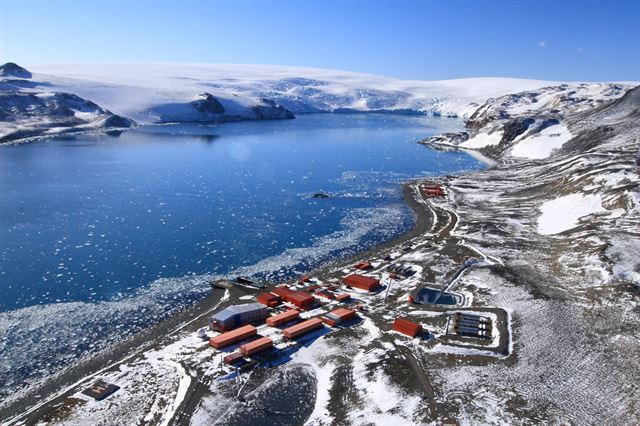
223 352 244 365
209 325 257 349
266 309 300 327
315 290 334 300
282 317 323 339
335 293 351 302
343 274 380 292
353 261 372 270
209 303 268 332
392 318 422 338
272 286 315 309
240 336 273 356
256 292 281 308
322 308 357 327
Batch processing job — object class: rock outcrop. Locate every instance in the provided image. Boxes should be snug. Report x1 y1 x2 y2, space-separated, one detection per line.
0 91 134 143
0 62 32 79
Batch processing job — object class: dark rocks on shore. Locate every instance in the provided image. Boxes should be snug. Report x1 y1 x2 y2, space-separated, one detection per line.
0 62 32 79
420 132 469 146
253 98 295 120
191 93 225 114
100 114 135 128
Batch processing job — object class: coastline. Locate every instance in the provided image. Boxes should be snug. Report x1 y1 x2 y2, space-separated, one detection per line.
0 160 447 425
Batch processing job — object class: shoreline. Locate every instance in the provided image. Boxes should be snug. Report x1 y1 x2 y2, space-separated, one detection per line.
0 160 447 425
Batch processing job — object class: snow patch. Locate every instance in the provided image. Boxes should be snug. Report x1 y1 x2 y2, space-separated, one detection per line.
537 193 607 235
510 123 572 159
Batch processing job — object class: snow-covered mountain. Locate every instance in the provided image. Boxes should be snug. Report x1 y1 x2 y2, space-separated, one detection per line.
24 63 557 121
2 62 636 144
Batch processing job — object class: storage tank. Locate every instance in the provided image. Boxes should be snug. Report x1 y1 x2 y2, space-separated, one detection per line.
209 303 268 331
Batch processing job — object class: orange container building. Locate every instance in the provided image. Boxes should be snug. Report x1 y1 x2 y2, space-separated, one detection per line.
256 292 281 307
354 261 372 270
266 309 300 327
392 318 422 338
272 286 315 309
282 317 323 339
240 336 273 356
209 325 256 349
223 352 243 365
322 308 357 327
335 293 351 302
343 274 380 292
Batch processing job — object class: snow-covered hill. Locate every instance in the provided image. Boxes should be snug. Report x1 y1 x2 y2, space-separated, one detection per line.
421 82 633 159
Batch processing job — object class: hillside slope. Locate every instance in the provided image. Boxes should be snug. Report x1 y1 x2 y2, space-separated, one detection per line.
422 85 640 422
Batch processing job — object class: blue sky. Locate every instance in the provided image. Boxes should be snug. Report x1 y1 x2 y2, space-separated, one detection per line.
1 0 638 81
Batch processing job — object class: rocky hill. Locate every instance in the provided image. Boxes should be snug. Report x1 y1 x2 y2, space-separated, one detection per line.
0 63 135 143
148 92 294 123
0 62 32 79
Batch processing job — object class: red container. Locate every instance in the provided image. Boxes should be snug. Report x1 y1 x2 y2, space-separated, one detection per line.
322 308 357 327
343 274 380 292
353 261 372 270
240 336 273 356
272 286 315 309
392 318 422 338
266 309 300 327
335 293 351 302
315 290 334 300
282 317 323 339
209 325 257 349
257 292 281 308
223 352 243 365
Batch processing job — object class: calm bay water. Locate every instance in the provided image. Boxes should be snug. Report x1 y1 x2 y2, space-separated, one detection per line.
0 113 482 396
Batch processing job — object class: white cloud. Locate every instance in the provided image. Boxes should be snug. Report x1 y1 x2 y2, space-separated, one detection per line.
537 40 547 48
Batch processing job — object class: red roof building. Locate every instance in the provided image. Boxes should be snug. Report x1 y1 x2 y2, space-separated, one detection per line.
335 293 351 302
272 286 315 309
240 336 273 356
282 317 323 339
209 325 257 349
256 292 281 308
392 318 422 338
322 308 357 327
343 274 380 292
353 261 372 270
266 309 300 327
